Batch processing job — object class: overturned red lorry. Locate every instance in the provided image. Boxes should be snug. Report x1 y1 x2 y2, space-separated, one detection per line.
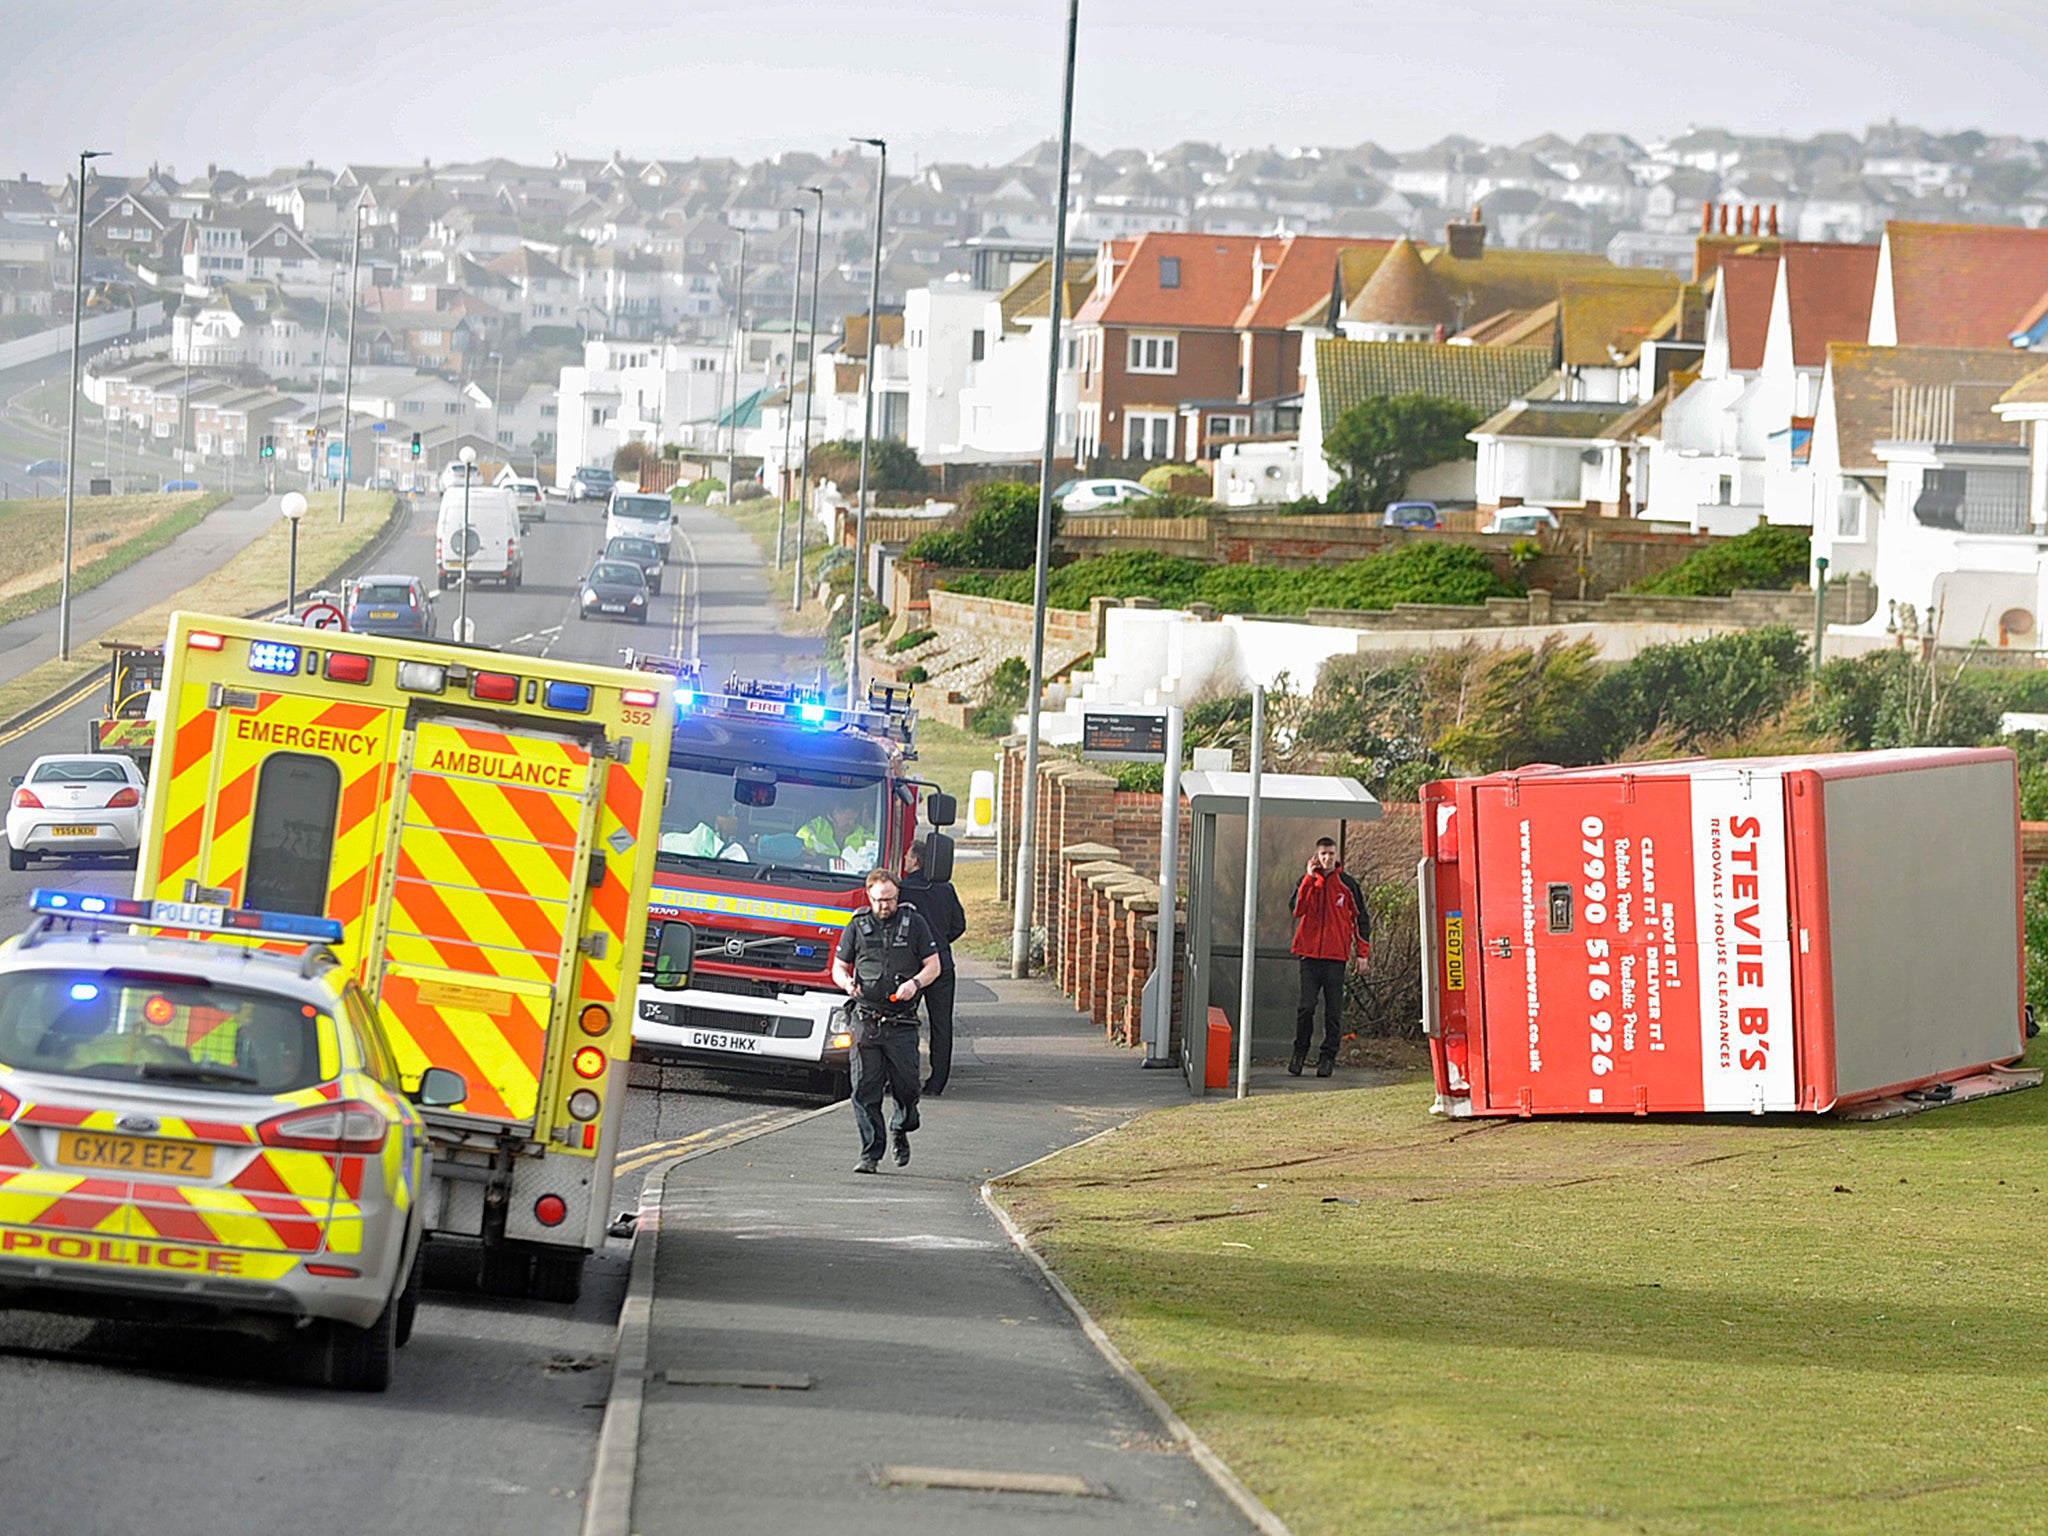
1419 747 2030 1118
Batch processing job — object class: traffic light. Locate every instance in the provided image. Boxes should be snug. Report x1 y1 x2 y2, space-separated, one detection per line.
409 431 421 458
259 434 274 459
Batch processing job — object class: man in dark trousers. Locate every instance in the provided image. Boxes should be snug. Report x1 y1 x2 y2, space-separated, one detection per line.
1289 835 1371 1077
900 840 966 1095
832 869 941 1173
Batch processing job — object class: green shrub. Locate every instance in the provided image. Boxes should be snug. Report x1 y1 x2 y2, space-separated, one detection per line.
906 480 1053 569
902 664 929 685
1141 491 1214 518
1138 463 1199 492
1813 649 2002 750
969 656 1030 737
1631 524 1811 597
1578 628 1810 759
673 476 723 504
889 628 936 653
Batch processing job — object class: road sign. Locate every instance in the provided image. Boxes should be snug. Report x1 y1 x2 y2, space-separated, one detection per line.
299 602 347 631
453 615 476 644
1081 711 1168 762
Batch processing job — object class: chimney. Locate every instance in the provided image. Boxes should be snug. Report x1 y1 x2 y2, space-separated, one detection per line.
1444 208 1487 260
1718 204 1729 234
1701 201 1714 234
1751 205 1763 238
1768 204 1780 237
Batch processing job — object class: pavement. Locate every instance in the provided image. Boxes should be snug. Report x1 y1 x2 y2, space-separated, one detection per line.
618 960 1300 1536
0 491 281 692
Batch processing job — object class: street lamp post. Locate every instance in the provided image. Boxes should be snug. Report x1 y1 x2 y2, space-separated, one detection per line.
489 349 505 470
337 195 366 523
793 186 825 611
58 148 108 663
726 228 748 495
848 137 887 706
457 445 476 643
777 205 807 569
280 491 307 613
309 266 337 488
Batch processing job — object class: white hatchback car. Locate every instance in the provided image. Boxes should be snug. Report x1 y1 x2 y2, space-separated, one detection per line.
1057 478 1157 514
7 754 147 871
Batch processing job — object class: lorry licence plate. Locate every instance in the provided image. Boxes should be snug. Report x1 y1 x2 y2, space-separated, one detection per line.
686 1029 759 1054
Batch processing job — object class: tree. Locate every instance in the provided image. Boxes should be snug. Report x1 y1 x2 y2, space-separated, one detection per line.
809 437 928 495
905 480 1058 568
612 441 656 478
1322 393 1483 515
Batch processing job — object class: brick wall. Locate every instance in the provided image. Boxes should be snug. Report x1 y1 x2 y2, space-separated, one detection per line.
926 591 1099 678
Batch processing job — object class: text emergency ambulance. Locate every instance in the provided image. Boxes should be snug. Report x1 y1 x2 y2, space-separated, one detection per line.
625 657 956 1096
135 612 674 1300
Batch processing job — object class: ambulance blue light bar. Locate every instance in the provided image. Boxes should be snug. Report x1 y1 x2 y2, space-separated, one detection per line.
29 890 344 945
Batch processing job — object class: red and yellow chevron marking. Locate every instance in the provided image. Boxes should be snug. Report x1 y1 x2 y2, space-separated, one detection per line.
379 968 551 1122
152 680 231 896
94 718 155 752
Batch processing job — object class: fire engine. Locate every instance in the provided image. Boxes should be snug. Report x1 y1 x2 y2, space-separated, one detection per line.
624 656 957 1095
135 612 674 1301
88 643 164 769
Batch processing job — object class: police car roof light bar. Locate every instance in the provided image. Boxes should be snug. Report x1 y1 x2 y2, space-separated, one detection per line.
27 890 345 946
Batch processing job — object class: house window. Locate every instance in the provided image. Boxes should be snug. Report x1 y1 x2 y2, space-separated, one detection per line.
970 329 985 363
592 407 604 425
1127 334 1177 375
1836 486 1864 539
1716 475 1734 505
1208 414 1250 439
1124 410 1174 460
692 357 716 372
1158 256 1180 289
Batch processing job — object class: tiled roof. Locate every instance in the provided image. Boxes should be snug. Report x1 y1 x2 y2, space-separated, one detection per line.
1074 232 1263 329
1717 253 1778 370
1998 362 2048 407
1424 248 1661 322
1289 244 1397 328
1556 276 1682 366
997 257 1094 332
1314 340 1555 433
1882 221 2048 348
1236 235 1385 331
842 313 905 358
1347 238 1453 328
1779 242 1880 367
1470 400 1630 440
1822 342 2036 468
1596 382 1676 443
1458 305 1555 347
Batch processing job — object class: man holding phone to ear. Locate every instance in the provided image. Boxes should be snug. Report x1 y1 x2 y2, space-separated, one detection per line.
833 869 941 1173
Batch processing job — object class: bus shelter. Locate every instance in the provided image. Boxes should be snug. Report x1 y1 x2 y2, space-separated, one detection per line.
1176 771 1381 1097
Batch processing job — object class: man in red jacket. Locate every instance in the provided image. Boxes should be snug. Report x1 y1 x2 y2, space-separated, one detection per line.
1289 836 1371 1077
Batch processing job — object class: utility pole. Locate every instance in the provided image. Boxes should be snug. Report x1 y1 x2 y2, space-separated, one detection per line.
309 265 336 488
725 227 747 494
1010 0 1080 977
58 148 107 662
777 205 806 569
793 185 825 611
849 137 887 706
337 195 365 522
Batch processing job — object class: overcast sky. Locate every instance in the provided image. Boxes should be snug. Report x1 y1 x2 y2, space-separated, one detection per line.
3 0 2041 182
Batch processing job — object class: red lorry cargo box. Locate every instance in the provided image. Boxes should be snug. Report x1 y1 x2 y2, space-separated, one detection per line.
1419 748 2027 1117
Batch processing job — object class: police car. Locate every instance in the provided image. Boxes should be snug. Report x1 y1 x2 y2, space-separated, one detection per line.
0 892 467 1391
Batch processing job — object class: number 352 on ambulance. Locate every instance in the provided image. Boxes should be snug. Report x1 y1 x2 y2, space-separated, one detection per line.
135 612 674 1300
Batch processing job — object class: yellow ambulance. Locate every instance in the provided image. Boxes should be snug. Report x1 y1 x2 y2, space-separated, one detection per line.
135 612 674 1302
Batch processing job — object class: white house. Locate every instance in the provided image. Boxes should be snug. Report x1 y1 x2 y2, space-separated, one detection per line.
954 258 1087 460
1644 252 1777 529
903 276 996 458
553 338 753 487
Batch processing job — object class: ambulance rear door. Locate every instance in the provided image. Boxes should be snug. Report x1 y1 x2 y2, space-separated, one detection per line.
362 713 609 1133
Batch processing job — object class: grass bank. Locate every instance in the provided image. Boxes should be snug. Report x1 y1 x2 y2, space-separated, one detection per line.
0 492 229 627
999 1051 2048 1534
0 492 397 727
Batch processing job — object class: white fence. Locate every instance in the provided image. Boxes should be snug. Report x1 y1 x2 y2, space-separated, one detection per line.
0 303 165 373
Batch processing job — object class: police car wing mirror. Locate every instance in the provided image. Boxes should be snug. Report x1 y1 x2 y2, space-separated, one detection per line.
924 791 957 828
652 920 696 991
920 831 955 884
414 1066 467 1108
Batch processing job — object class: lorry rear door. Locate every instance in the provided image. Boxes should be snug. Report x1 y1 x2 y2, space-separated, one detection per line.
1466 770 1798 1116
364 717 606 1130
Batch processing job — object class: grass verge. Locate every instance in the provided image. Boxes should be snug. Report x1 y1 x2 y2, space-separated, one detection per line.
999 1046 2048 1535
0 492 397 727
0 492 229 626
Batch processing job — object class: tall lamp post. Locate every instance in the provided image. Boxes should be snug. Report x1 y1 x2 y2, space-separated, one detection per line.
309 266 337 488
58 147 108 662
725 228 748 495
488 349 505 470
456 445 477 643
1010 0 1081 978
280 491 307 613
792 185 825 611
848 137 887 705
776 204 807 569
336 195 366 523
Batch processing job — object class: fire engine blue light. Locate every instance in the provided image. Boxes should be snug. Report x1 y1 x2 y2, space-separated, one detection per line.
248 640 302 676
674 687 698 710
68 982 100 1002
799 703 827 725
544 681 593 714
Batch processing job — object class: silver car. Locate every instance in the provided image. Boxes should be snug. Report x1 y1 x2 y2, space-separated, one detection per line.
0 893 467 1390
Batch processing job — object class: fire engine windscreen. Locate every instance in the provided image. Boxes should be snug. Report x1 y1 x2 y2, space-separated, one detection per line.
0 974 328 1094
658 759 885 879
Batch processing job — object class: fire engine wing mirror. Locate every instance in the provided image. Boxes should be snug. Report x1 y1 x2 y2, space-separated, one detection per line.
652 920 697 990
733 765 776 808
919 831 955 884
924 791 957 828
413 1066 467 1108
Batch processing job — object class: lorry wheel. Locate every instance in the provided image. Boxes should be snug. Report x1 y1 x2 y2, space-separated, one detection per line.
394 1237 425 1347
303 1285 398 1392
530 1250 585 1305
477 1243 533 1297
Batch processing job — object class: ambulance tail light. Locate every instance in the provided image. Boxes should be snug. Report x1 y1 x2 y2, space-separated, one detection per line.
105 787 141 809
11 788 42 810
186 631 225 652
578 1003 610 1037
396 661 446 694
533 1195 568 1227
620 688 659 708
324 651 373 684
470 671 519 703
572 1046 607 1079
258 1101 389 1155
566 1088 601 1121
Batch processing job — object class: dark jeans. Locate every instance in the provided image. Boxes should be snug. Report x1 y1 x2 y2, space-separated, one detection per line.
850 1014 921 1163
921 966 956 1091
1295 957 1346 1063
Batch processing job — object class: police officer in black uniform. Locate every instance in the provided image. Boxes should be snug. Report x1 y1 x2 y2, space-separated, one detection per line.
832 868 941 1173
900 840 966 1095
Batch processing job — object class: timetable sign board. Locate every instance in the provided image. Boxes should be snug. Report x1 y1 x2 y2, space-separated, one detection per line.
1082 711 1168 762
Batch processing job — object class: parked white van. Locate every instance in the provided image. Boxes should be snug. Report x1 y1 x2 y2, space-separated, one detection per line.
604 489 675 557
436 485 524 588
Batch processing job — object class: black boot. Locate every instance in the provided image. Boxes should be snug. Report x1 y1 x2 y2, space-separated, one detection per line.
892 1128 911 1167
1287 1051 1305 1076
1316 1058 1335 1078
